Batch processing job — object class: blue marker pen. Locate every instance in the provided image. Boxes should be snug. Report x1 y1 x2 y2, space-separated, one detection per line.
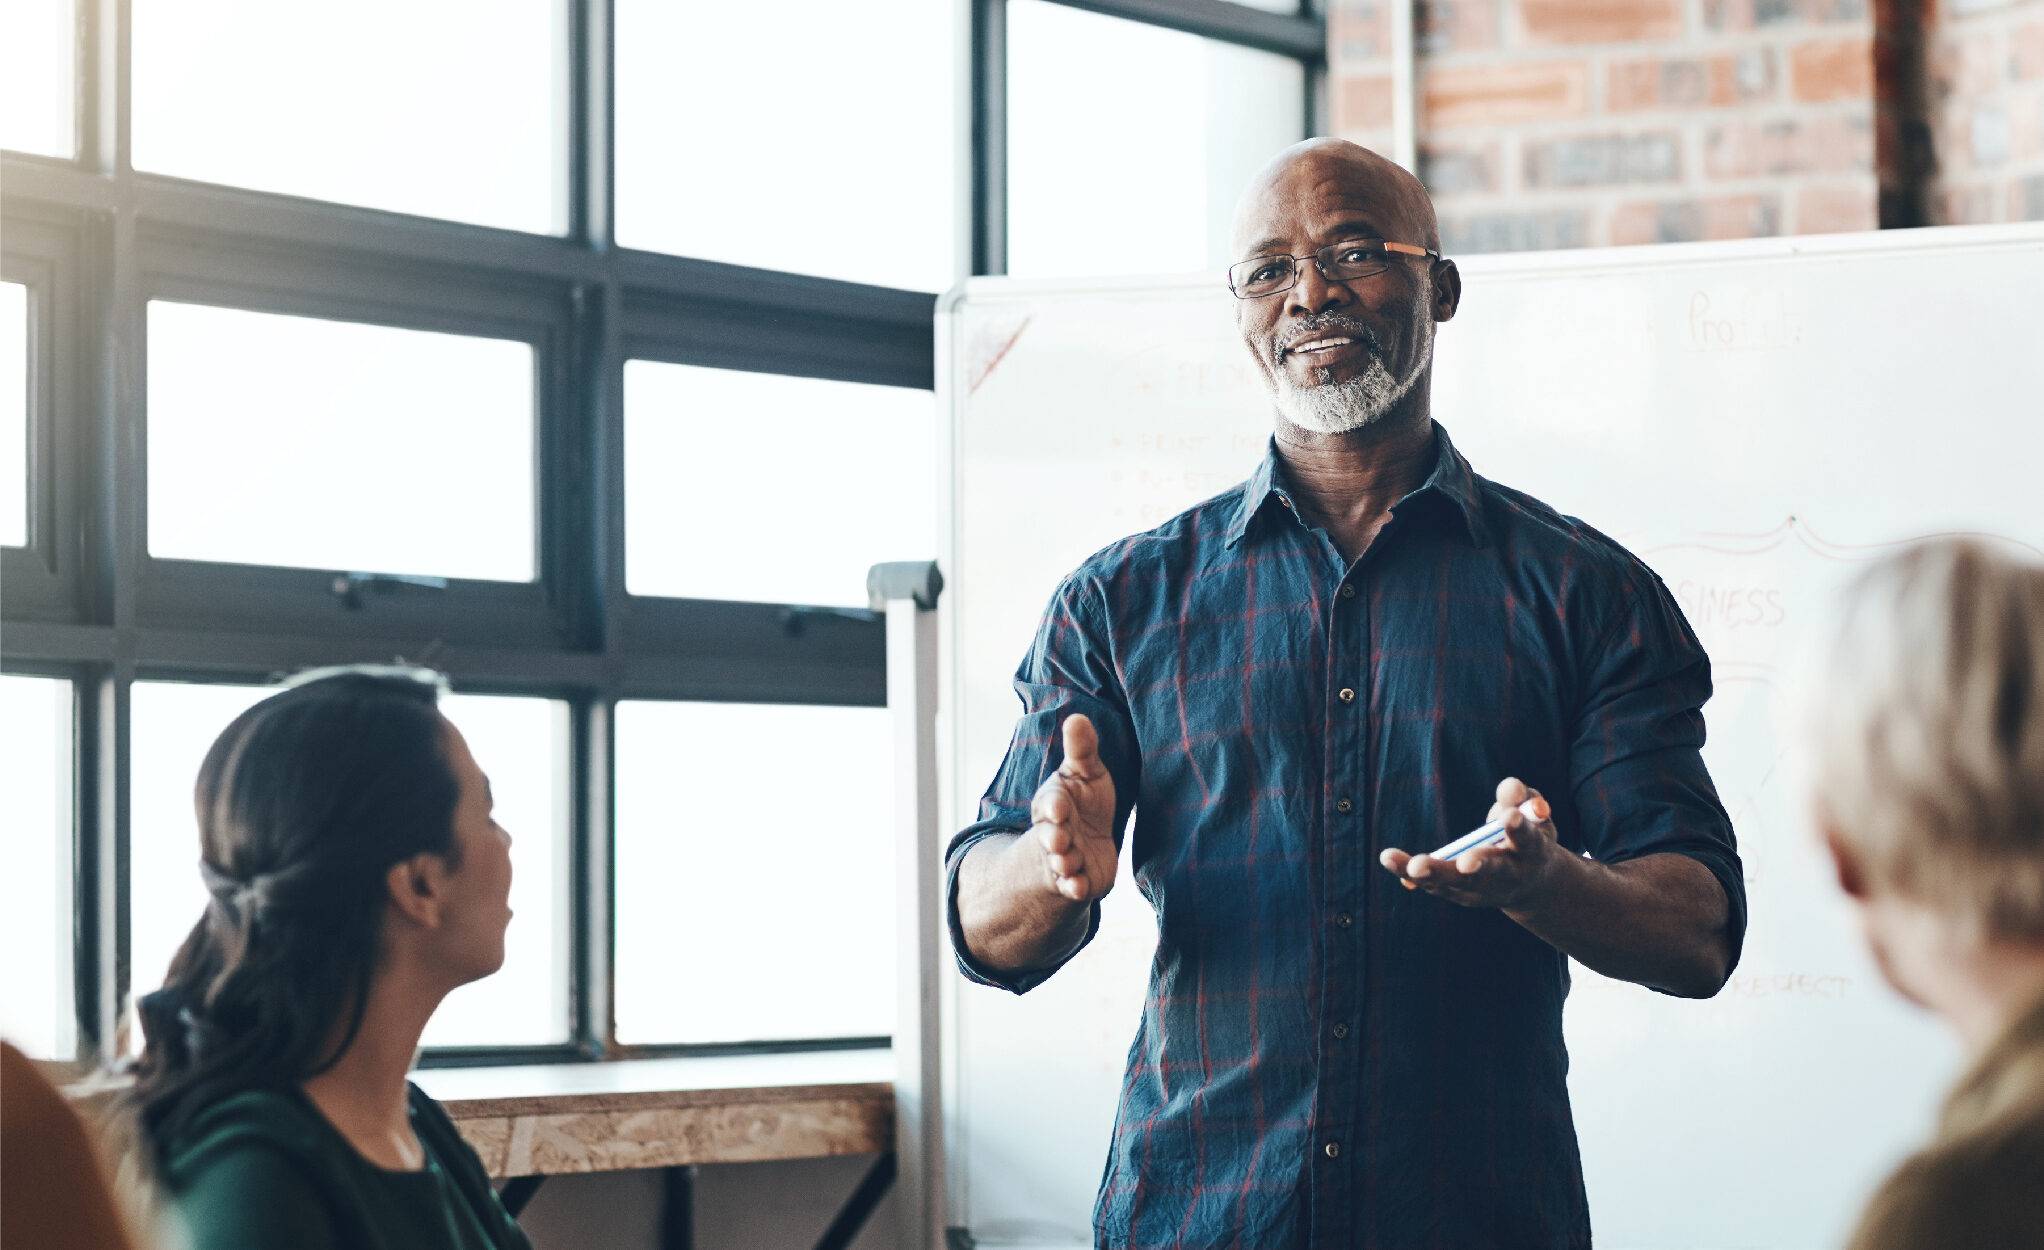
1428 798 1545 862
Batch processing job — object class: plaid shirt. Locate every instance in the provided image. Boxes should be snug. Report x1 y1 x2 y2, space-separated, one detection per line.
946 423 1747 1250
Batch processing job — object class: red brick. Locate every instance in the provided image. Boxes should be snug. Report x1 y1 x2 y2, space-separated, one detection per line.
1330 0 1393 69
1609 193 1782 244
2012 94 2044 159
1609 201 1664 246
1935 183 2000 225
1338 75 1397 133
1704 114 1876 178
2012 22 2044 82
1791 37 1874 103
1519 0 1683 45
1422 60 1591 128
1337 127 1401 159
1933 33 2005 101
1419 0 1504 55
1794 183 1877 233
1608 50 1777 110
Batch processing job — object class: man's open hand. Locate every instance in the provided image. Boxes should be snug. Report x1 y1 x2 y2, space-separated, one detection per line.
1029 714 1119 903
1379 777 1562 910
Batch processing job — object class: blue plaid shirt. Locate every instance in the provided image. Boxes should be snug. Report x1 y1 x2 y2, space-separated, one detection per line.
946 423 1746 1250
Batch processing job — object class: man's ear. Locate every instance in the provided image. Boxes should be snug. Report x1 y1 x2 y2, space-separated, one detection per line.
1819 823 1868 901
1431 258 1462 323
385 853 449 929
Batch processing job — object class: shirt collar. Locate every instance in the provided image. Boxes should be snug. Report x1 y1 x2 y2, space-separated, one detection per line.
1224 421 1490 549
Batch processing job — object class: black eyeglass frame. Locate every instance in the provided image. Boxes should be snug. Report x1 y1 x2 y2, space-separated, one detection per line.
1226 239 1443 299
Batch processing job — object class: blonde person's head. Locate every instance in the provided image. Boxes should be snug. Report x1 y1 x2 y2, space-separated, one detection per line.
1803 538 2044 940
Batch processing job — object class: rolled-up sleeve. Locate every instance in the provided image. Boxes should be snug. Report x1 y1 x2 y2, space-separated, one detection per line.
945 572 1141 994
1569 568 1748 981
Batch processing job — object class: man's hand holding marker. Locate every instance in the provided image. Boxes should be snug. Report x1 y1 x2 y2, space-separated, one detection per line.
1380 777 1560 909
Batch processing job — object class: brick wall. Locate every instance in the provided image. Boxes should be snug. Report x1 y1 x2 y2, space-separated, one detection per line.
1330 0 1883 251
1921 0 2044 222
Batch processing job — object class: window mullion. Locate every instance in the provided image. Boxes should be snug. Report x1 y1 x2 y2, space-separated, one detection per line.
570 0 613 249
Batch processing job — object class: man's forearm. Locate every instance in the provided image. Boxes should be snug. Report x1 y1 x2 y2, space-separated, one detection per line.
1506 852 1734 997
955 832 1094 976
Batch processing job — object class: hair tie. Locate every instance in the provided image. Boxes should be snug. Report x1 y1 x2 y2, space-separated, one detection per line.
197 859 269 920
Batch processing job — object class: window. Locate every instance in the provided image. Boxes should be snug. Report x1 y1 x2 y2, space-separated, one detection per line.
624 362 939 607
2 282 26 548
0 675 75 1060
615 0 958 289
145 302 536 581
0 0 75 159
427 693 573 1048
127 682 264 1012
131 0 563 232
613 700 894 1046
3 0 1321 1064
127 682 572 1049
1005 0 1307 278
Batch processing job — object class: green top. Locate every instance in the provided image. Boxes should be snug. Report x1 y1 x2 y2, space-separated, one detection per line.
1846 987 2044 1250
162 1082 531 1250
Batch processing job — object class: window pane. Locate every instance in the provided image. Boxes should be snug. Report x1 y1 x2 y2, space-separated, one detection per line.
129 681 572 1051
624 362 937 606
0 0 75 158
0 676 76 1060
614 701 894 1045
146 302 535 580
131 0 562 232
1 283 27 548
1007 2 1305 279
426 693 572 1048
616 0 956 290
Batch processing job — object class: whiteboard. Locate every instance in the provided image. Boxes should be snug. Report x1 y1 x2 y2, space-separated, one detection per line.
936 223 2044 1250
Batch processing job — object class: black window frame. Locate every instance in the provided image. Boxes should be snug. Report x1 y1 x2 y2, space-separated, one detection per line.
1 0 1323 1070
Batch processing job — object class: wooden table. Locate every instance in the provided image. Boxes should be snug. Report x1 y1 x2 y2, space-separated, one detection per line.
414 1051 896 1250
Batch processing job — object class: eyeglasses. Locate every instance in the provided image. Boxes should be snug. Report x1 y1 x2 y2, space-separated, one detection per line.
1226 239 1441 299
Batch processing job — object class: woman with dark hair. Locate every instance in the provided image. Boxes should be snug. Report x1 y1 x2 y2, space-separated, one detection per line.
120 666 530 1250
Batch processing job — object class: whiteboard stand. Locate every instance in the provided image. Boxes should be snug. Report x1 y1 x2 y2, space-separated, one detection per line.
869 560 951 1250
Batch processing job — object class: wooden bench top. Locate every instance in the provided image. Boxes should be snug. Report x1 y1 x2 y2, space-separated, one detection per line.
413 1051 895 1179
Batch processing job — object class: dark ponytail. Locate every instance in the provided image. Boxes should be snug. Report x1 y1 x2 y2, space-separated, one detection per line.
119 667 459 1167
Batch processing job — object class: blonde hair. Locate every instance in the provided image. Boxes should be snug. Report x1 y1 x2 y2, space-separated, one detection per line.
1803 538 2044 938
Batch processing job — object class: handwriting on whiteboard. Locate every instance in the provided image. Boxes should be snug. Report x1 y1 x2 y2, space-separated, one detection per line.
1672 581 1789 632
1686 288 1805 352
1720 971 1854 1002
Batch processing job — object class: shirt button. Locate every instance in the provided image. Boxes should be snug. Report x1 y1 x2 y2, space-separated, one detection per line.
1334 912 1353 928
1340 584 1356 600
1332 1023 1350 1039
1338 687 1356 704
1335 797 1353 813
1324 1141 1342 1159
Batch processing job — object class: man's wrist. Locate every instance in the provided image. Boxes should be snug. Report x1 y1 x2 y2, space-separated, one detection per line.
1501 842 1578 918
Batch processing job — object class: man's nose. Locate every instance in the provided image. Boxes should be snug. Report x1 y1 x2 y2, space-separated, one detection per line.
1286 259 1354 316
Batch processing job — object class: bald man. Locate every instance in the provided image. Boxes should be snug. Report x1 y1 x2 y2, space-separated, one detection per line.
946 140 1747 1249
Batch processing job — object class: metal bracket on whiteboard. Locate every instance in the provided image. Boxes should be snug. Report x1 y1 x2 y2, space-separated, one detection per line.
872 558 947 1249
868 560 945 612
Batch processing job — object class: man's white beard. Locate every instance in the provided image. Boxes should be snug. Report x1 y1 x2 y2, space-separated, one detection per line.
1272 318 1434 435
